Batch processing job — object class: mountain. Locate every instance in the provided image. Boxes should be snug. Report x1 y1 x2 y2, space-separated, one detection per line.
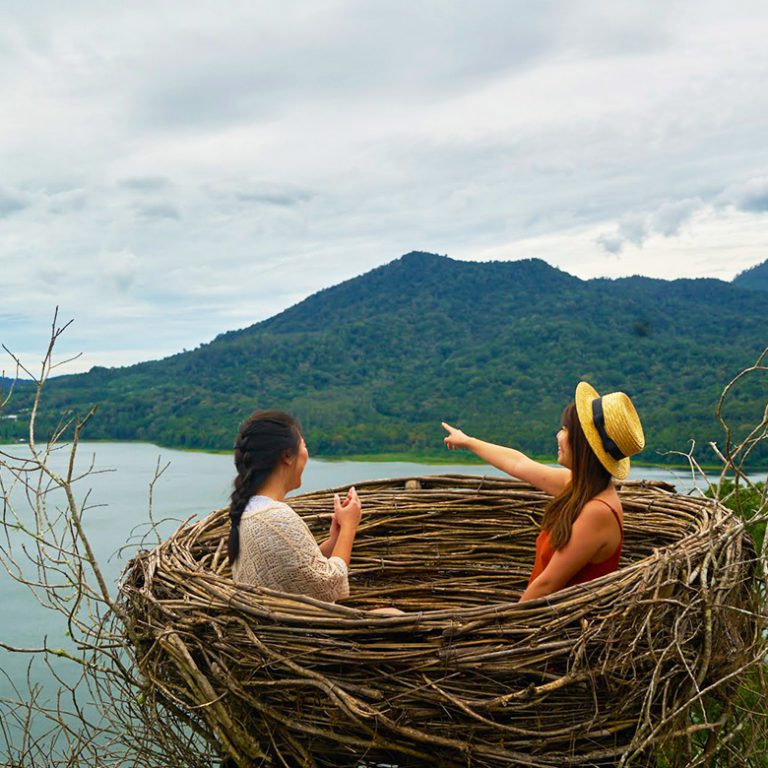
733 259 768 292
0 376 29 399
2 252 767 465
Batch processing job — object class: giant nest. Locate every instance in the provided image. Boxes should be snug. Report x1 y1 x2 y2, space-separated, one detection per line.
121 475 759 767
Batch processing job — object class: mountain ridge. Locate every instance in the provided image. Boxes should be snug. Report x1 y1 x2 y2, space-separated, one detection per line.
733 258 768 292
2 252 766 465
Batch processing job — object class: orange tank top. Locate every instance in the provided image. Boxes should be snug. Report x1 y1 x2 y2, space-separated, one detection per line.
527 499 623 588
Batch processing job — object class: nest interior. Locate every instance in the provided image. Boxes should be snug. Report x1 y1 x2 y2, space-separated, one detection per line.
121 475 758 768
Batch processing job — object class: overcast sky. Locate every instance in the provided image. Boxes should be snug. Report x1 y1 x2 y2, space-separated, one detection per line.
1 1 767 374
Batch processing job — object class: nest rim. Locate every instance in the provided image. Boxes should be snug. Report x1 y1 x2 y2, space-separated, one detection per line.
130 474 729 622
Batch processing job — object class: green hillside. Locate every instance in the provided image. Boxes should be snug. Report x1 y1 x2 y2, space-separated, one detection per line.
2 252 767 466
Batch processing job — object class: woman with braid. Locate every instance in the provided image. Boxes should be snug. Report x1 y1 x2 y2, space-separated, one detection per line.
229 410 361 603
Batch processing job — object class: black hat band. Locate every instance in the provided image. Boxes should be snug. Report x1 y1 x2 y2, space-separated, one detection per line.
592 397 626 461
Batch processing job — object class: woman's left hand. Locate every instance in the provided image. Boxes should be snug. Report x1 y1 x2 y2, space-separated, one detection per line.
329 487 355 539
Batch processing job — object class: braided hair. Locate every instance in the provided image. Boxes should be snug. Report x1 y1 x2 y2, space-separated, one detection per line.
228 409 302 564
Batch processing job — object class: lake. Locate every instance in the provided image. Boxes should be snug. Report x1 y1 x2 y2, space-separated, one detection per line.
0 440 762 741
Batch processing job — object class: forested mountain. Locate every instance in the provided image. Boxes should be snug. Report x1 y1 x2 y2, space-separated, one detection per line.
2 252 767 465
733 258 768 292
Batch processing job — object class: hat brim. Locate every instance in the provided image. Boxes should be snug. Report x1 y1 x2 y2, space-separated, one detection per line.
575 381 631 480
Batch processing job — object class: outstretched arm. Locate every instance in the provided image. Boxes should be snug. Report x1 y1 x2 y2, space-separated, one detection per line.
442 422 570 497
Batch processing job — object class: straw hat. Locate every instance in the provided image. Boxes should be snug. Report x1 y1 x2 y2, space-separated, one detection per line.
574 382 645 480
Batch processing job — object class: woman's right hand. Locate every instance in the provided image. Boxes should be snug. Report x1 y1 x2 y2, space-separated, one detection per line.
334 486 362 529
442 421 471 450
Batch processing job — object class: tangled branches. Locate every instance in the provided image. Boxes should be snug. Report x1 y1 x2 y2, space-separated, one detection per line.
0 312 218 767
122 475 760 767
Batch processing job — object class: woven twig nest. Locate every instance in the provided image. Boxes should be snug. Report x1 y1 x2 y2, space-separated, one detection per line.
121 475 758 767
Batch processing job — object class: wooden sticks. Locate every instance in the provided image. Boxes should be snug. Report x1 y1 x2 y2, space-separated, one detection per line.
120 475 761 767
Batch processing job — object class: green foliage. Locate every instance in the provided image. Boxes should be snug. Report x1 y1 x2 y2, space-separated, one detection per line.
708 479 767 553
2 252 767 465
674 480 768 768
655 667 768 768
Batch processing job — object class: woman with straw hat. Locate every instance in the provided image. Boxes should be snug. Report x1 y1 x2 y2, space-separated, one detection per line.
442 382 644 601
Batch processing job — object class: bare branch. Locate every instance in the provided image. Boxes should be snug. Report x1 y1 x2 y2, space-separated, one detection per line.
1 314 214 768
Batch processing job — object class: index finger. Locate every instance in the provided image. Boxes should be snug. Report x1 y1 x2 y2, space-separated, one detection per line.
441 421 455 433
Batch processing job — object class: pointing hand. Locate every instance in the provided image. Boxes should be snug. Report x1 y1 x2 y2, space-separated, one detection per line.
442 421 470 451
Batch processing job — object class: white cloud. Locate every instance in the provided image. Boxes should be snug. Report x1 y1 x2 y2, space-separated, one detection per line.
718 176 768 214
1 1 767 370
100 248 139 292
0 187 31 218
473 205 768 282
595 198 704 254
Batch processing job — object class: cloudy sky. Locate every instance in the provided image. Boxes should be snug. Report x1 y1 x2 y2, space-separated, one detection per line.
1 0 767 374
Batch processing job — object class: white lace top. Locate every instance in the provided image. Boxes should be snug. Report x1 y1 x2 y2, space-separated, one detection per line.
231 496 349 603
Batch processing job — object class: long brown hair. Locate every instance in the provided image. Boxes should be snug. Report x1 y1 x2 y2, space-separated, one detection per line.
541 403 611 550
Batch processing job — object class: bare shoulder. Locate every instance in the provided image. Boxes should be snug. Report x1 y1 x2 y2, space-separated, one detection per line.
575 498 618 529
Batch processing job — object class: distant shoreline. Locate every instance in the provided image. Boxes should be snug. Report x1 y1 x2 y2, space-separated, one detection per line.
316 452 738 472
1 438 752 472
